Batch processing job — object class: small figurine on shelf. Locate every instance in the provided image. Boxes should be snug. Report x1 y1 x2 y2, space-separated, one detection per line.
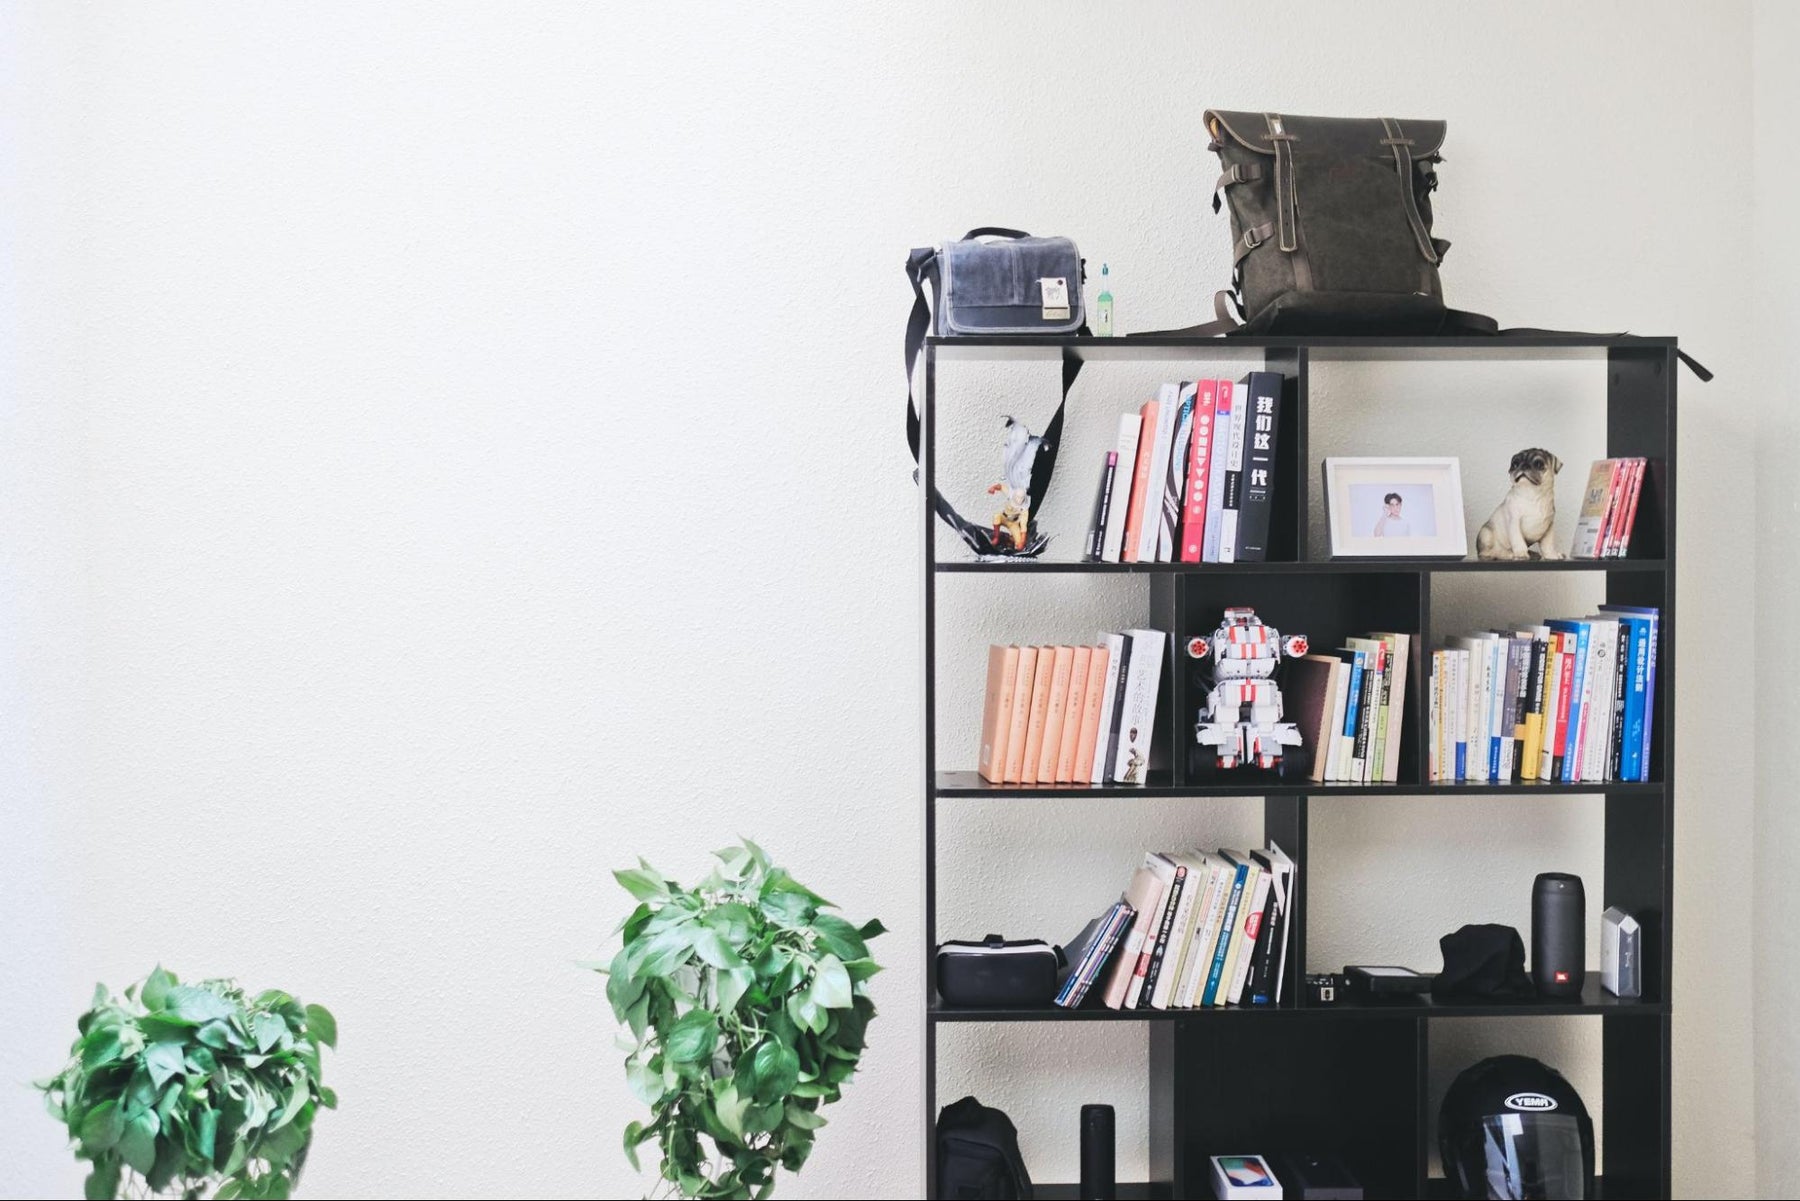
1476 447 1564 561
1189 607 1309 771
983 416 1049 556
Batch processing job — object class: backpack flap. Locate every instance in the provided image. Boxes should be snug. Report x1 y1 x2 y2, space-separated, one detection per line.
939 235 1085 335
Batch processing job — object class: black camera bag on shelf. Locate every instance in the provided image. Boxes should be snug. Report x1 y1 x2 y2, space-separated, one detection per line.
1194 110 1495 336
937 1096 1034 1200
904 229 1088 556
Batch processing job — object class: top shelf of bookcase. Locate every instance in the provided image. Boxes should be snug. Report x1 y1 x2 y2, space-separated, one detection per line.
927 333 1676 363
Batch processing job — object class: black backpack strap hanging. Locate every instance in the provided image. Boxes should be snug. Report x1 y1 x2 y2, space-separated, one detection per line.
905 230 1086 556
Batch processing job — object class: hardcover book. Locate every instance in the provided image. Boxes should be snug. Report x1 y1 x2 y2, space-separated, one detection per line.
1110 629 1167 785
1100 413 1143 563
1180 379 1218 562
1233 371 1283 562
1001 646 1039 785
1157 382 1196 562
977 645 1021 784
1036 646 1077 784
1202 380 1235 562
1054 646 1093 784
1120 402 1159 563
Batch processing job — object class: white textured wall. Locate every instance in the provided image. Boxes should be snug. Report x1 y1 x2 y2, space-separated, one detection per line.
1753 3 1800 1197
0 3 1761 1198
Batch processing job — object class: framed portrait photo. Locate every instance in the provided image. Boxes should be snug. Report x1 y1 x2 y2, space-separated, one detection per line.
1323 457 1467 559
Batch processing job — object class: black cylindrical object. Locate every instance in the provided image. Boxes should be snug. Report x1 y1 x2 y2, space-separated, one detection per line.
1079 1104 1115 1200
1531 872 1585 997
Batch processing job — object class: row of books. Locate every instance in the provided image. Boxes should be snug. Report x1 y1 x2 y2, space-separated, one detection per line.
976 631 1168 786
1281 633 1413 783
1571 458 1654 559
1083 373 1285 565
1426 606 1659 783
1057 842 1296 1009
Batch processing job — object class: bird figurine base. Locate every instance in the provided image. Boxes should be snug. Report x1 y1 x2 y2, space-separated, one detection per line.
1189 607 1308 772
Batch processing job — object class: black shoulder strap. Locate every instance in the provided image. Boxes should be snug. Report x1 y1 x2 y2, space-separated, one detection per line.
906 229 1085 555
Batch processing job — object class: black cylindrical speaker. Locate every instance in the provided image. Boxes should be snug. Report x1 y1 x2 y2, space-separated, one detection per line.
1532 872 1586 998
1080 1104 1115 1200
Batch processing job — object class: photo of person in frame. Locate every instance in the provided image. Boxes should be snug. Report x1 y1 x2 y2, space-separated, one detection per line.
1350 482 1438 539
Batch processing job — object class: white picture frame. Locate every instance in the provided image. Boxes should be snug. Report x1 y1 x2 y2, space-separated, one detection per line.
1323 456 1467 559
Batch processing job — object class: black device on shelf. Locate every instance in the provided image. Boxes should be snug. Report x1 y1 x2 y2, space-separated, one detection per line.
920 334 1676 1200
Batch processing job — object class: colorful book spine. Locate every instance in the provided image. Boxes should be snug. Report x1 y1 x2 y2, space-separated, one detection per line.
1157 383 1195 562
1201 861 1248 1007
977 645 1021 784
1136 862 1188 1009
1092 632 1128 784
1216 385 1250 563
1136 385 1180 563
1054 646 1093 783
1120 401 1159 563
1201 381 1235 562
1111 629 1167 784
1613 459 1648 557
1002 647 1038 784
1180 380 1218 562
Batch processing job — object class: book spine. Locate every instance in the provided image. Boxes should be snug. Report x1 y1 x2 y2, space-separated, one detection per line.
1202 382 1234 562
1180 380 1218 562
1202 866 1247 1007
1563 622 1592 782
1085 452 1118 562
1538 635 1562 782
1505 638 1528 782
1120 402 1159 563
1227 866 1270 1005
1100 415 1142 563
1072 646 1111 784
1137 386 1179 563
1137 865 1187 1009
1157 384 1195 562
1001 647 1039 785
1101 632 1136 783
1520 634 1547 781
1122 858 1172 1009
1036 647 1076 784
1607 620 1630 780
1351 652 1376 782
1452 649 1468 781
1111 630 1166 784
1216 389 1249 563
1572 460 1618 558
1018 647 1055 786
1614 458 1647 557
1552 639 1577 782
977 645 1019 784
1054 646 1093 784
1595 458 1627 557
1370 640 1392 785
1170 862 1220 1009
1233 372 1281 562
1618 618 1648 781
1487 639 1506 782
1639 613 1659 781
1092 633 1128 785
1428 652 1441 781
1339 650 1366 781
1579 623 1610 783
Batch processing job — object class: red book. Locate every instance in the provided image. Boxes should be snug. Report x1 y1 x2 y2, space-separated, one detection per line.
1596 458 1630 557
1179 379 1219 562
1119 400 1159 563
1549 637 1577 778
1613 458 1647 557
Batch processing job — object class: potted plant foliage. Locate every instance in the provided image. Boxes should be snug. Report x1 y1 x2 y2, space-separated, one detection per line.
38 967 337 1200
598 839 885 1199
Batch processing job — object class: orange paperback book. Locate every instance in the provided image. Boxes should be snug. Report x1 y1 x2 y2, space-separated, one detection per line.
1035 647 1077 784
1001 647 1039 784
1054 646 1094 783
977 645 1022 784
1017 648 1057 786
1119 400 1159 563
1071 645 1111 783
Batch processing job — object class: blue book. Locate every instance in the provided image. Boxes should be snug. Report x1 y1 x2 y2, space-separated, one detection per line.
1600 606 1661 781
1546 620 1591 782
1201 861 1248 1006
1337 647 1366 765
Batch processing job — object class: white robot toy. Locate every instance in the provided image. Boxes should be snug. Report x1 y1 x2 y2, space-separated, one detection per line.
1188 607 1310 771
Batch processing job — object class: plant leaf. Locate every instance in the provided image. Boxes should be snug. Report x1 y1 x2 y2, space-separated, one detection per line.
809 913 869 962
304 1003 338 1049
78 1099 125 1151
118 1109 158 1175
809 954 853 1010
748 1037 799 1102
784 1099 827 1130
614 866 669 902
623 1120 647 1172
857 918 889 940
689 926 744 971
142 1042 186 1091
165 986 234 1025
84 1157 120 1201
664 1010 719 1064
141 966 176 1011
252 1012 287 1054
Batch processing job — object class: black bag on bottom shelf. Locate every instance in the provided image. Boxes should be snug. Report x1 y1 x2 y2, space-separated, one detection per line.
937 1096 1034 1200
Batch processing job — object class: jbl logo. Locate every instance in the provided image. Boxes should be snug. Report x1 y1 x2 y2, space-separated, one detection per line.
1554 970 1569 983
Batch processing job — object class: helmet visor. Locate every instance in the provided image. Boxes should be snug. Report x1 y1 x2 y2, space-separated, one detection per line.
1473 1112 1587 1199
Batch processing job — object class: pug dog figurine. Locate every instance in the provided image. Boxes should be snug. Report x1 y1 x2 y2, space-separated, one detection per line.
1477 448 1564 560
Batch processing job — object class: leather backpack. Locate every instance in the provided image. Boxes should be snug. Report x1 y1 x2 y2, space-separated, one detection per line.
937 1096 1034 1200
1201 110 1495 335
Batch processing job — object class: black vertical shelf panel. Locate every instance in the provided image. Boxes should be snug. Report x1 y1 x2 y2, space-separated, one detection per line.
1264 796 1307 1006
1267 346 1308 560
1604 1013 1673 1198
921 343 940 1196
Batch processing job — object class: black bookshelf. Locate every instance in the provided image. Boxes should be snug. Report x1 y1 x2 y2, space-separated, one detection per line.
920 334 1676 1200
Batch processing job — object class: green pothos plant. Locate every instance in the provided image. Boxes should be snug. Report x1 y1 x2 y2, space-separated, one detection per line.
38 969 337 1200
598 840 884 1199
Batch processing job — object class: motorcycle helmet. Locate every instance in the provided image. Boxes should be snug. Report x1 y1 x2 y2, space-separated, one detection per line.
1438 1055 1595 1200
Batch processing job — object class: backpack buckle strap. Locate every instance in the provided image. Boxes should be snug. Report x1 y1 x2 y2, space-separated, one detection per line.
1211 162 1265 213
1263 112 1300 253
1235 221 1275 262
1383 117 1440 265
